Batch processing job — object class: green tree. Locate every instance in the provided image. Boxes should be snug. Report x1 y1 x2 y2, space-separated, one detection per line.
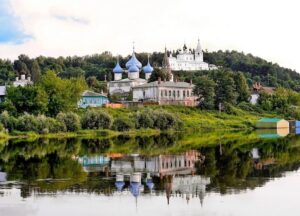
234 72 250 103
215 71 237 107
31 60 41 83
6 86 48 115
148 68 171 82
193 76 216 109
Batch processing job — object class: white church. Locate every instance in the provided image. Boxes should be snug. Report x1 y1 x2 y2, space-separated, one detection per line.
168 39 217 71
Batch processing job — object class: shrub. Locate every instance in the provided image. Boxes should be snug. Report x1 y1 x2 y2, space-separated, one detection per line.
152 110 181 130
57 112 81 132
44 117 66 133
16 113 39 132
112 117 134 131
135 111 154 129
81 110 112 129
0 111 17 132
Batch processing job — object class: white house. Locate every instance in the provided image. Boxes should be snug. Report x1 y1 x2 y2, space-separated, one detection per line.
168 39 217 71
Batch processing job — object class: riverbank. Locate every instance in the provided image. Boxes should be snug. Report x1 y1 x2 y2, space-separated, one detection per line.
0 105 277 140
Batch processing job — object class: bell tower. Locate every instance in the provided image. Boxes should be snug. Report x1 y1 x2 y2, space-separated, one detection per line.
195 39 203 62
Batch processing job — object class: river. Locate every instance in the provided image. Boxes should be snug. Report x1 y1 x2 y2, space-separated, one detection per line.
0 129 299 216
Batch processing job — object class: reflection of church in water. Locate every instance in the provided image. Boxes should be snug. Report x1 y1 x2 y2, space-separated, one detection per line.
78 150 210 205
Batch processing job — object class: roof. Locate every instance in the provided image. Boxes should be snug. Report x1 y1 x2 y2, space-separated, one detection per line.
82 90 107 97
0 86 6 96
132 81 194 89
258 118 284 123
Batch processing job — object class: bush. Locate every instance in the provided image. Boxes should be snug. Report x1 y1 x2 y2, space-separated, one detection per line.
135 111 154 129
81 110 113 129
57 112 81 132
16 113 39 132
0 111 17 132
112 117 134 131
237 102 263 113
152 110 182 130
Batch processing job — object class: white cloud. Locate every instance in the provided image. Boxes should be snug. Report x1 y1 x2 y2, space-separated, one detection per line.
0 0 299 71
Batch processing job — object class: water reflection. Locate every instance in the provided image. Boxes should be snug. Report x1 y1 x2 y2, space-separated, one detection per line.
1 132 300 214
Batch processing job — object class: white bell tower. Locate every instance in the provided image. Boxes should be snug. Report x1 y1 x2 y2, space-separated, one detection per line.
195 39 203 62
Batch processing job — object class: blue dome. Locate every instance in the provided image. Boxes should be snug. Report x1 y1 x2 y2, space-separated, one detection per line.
126 53 142 69
143 62 153 73
130 182 140 197
146 179 154 190
128 64 139 73
113 62 123 73
115 181 125 191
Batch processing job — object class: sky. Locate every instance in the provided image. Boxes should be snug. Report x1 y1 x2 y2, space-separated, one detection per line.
0 0 299 71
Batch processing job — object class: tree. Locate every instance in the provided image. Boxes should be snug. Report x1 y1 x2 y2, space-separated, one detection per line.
215 71 237 107
39 70 87 116
234 72 250 103
31 60 41 83
5 86 48 115
193 76 216 109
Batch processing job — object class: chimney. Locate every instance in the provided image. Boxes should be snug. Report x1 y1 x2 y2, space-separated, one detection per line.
158 77 161 84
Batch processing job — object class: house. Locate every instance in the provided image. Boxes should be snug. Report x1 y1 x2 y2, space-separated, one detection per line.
0 86 6 102
256 118 289 129
78 90 109 108
250 82 275 105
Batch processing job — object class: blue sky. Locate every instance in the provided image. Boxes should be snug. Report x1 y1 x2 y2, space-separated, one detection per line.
0 0 31 44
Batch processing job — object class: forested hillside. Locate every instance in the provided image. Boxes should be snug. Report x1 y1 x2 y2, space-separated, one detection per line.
0 49 299 92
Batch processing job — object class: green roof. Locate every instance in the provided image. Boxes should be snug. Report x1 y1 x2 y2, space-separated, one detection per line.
258 118 283 123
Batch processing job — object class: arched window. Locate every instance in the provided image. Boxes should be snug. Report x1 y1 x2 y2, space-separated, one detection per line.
183 90 186 97
169 90 171 97
173 90 176 97
165 90 167 96
187 90 190 97
161 90 163 97
177 90 180 97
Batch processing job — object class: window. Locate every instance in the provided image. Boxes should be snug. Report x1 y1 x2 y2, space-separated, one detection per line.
183 90 186 97
161 90 163 97
177 90 180 97
187 90 190 97
173 90 175 97
169 90 171 97
143 90 146 98
165 90 167 97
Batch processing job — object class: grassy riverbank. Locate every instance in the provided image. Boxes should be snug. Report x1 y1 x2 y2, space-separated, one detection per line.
0 105 277 139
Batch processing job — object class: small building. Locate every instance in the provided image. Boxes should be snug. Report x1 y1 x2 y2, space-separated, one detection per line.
13 74 33 87
256 118 289 129
0 86 6 102
78 90 109 108
250 82 275 105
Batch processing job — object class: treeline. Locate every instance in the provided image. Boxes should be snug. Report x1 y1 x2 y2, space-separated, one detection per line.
1 49 299 93
0 109 182 134
205 50 300 91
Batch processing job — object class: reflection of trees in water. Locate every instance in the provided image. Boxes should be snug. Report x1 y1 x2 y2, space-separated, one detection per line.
80 138 111 155
2 134 300 197
197 136 300 194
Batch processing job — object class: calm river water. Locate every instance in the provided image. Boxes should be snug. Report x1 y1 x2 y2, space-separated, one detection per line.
1 129 300 216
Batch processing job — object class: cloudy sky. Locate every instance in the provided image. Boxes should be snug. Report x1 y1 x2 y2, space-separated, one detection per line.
0 0 299 71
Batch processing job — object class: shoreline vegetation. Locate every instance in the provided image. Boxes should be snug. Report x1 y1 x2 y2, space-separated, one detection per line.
0 105 276 141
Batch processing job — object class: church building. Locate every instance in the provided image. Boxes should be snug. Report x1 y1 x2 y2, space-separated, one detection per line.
108 46 153 95
168 39 217 71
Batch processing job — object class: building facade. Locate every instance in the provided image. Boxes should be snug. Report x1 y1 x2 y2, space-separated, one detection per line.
168 39 217 71
78 90 109 108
